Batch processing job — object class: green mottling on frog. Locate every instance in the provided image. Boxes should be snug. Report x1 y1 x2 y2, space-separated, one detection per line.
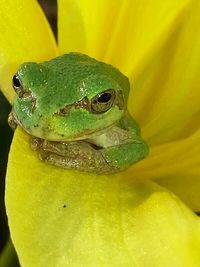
8 53 148 174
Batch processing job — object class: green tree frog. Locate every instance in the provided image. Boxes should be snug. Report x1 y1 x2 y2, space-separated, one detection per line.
8 53 148 174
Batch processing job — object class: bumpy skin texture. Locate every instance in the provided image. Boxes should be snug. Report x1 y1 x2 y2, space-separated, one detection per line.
9 53 148 173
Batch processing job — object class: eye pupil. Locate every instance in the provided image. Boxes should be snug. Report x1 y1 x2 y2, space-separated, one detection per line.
91 89 115 114
97 92 112 103
12 75 21 89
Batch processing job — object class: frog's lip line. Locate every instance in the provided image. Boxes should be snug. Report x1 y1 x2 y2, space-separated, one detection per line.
13 113 118 142
45 121 118 142
62 122 117 142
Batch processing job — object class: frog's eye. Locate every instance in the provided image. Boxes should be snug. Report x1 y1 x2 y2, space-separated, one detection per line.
91 89 115 114
12 74 22 94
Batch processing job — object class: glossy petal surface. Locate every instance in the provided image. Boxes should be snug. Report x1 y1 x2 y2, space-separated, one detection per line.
58 0 199 144
126 128 200 211
58 0 190 75
57 0 200 208
132 0 200 145
0 0 58 102
6 129 200 267
3 0 200 266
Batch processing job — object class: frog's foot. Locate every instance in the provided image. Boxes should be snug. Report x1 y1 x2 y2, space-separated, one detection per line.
30 137 42 150
31 138 116 174
8 111 18 130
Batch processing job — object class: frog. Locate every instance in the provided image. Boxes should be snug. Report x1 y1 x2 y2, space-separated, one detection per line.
8 52 148 174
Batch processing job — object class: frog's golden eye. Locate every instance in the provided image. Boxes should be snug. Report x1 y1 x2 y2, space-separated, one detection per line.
12 74 22 95
91 89 116 114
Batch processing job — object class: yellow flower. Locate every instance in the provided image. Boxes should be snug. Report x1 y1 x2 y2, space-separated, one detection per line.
0 0 200 266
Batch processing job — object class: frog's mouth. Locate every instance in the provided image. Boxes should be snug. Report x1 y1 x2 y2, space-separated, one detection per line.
12 108 118 144
65 122 117 142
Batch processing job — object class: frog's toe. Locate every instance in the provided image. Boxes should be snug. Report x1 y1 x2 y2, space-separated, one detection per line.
30 137 43 151
38 150 50 162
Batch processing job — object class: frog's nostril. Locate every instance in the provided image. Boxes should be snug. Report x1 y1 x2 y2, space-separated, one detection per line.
19 89 37 112
12 77 37 112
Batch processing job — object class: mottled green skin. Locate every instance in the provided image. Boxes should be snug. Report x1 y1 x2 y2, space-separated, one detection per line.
13 53 128 140
11 53 148 173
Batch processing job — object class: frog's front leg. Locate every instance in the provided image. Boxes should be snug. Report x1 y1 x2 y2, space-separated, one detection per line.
101 140 149 171
30 137 115 173
30 136 148 173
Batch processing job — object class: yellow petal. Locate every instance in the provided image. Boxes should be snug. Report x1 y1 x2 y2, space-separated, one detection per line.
58 0 190 76
126 128 200 211
155 176 200 213
130 0 200 145
6 128 200 267
0 238 18 267
58 0 200 146
0 0 58 103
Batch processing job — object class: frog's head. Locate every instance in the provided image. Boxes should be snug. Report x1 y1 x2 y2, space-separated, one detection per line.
12 53 130 141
